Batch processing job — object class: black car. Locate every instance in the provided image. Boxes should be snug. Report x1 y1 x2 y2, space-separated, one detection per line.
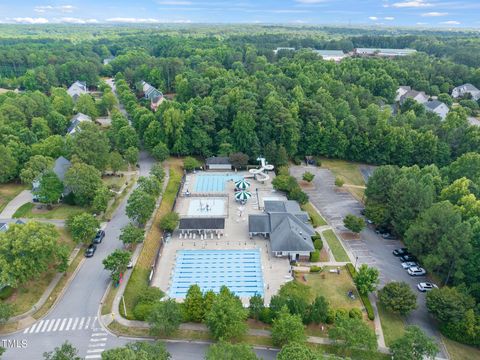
93 230 105 244
85 244 97 258
400 254 417 263
382 233 397 240
392 248 408 257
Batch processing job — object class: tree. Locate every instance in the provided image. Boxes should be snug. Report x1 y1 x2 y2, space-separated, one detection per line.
354 264 379 295
92 185 111 214
150 163 165 182
328 317 377 352
20 155 54 184
148 299 182 336
379 282 417 316
159 212 179 232
277 342 320 360
183 284 204 322
119 223 144 247
271 306 306 347
0 222 68 288
124 146 139 166
426 287 474 324
391 326 438 360
75 94 98 119
309 296 329 324
101 341 171 360
43 341 82 360
66 213 99 243
64 162 102 206
0 145 18 183
205 342 259 360
35 170 64 206
126 189 156 225
343 214 365 234
183 157 200 172
0 303 14 325
302 171 315 182
249 294 265 321
138 176 162 197
101 91 117 113
103 249 131 284
71 122 110 171
229 152 249 169
205 286 248 340
109 152 124 174
46 111 69 135
151 142 170 162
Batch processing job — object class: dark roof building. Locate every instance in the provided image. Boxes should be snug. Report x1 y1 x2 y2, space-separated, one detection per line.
179 218 225 231
67 113 92 135
205 156 232 170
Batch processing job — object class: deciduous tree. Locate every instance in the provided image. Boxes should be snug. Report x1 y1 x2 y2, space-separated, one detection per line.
354 264 379 295
66 213 99 243
378 282 417 316
205 342 259 360
271 306 306 347
148 299 182 336
391 326 438 360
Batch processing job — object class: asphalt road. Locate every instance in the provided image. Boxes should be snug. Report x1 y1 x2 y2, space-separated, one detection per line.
290 165 447 358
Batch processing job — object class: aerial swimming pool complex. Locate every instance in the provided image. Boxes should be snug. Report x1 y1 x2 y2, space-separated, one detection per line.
194 174 243 193
169 249 264 298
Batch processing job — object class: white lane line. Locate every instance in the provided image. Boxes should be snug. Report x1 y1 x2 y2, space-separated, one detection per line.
34 321 44 333
84 317 91 329
71 317 79 331
23 326 30 334
46 319 56 332
88 343 106 348
40 320 50 332
52 319 62 332
91 333 108 337
58 318 67 331
28 323 37 334
87 349 104 353
65 318 73 331
89 338 107 342
78 317 85 330
91 317 97 329
85 355 102 359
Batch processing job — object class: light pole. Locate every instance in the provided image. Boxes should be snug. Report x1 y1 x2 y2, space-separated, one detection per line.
256 188 260 210
355 256 359 270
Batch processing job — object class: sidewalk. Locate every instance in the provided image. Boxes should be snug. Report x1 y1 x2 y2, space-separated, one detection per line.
0 189 32 218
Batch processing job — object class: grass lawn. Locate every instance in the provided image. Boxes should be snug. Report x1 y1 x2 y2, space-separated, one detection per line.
13 202 87 220
442 336 480 360
0 183 27 213
302 202 327 227
322 229 350 262
102 174 128 191
310 343 390 360
320 158 366 201
299 269 363 311
377 303 405 346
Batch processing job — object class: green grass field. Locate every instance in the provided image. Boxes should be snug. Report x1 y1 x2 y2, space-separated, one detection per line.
320 158 367 201
377 303 405 346
442 336 480 360
13 202 87 220
322 229 350 262
302 202 328 227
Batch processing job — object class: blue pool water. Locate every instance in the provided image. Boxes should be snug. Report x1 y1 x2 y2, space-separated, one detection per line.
169 249 264 298
194 174 243 192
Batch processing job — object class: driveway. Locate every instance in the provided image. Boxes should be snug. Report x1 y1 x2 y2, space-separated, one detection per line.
0 190 32 218
290 165 447 358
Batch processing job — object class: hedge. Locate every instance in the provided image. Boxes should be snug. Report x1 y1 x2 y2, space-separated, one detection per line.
346 263 375 320
310 265 321 273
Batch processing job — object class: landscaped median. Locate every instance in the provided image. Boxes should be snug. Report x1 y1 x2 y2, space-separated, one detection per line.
322 229 350 262
302 202 327 227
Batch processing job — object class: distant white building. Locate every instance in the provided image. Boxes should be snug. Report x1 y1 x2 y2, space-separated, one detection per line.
103 57 115 65
205 157 232 170
398 88 429 105
313 49 348 62
451 83 480 101
273 47 296 55
424 100 449 120
355 48 417 57
67 113 92 135
67 81 87 101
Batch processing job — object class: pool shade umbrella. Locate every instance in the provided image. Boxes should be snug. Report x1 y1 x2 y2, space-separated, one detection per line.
235 190 252 201
235 179 251 190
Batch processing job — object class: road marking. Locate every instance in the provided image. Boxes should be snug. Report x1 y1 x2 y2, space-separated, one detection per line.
91 317 97 329
91 333 107 337
84 317 91 329
34 321 44 333
85 355 102 359
78 317 85 330
88 343 106 348
71 317 79 330
28 323 37 333
65 318 73 331
40 320 50 332
87 349 104 353
59 318 67 331
90 338 107 342
46 319 56 332
52 319 61 332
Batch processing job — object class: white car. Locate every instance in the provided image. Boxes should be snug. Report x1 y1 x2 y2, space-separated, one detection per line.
401 261 418 269
417 282 438 292
407 266 426 276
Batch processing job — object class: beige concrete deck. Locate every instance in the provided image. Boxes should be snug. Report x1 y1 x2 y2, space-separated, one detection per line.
151 169 291 304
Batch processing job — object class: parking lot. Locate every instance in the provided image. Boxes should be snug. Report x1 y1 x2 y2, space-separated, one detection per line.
290 165 447 358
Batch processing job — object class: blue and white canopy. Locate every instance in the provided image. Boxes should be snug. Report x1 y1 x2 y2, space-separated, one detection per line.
234 190 252 201
235 178 251 190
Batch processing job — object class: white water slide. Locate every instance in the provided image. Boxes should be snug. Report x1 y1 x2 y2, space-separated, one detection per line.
247 157 274 182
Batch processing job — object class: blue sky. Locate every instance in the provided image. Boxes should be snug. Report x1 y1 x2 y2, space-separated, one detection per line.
0 0 479 28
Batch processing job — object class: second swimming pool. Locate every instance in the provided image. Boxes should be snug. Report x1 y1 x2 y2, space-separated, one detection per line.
194 174 243 192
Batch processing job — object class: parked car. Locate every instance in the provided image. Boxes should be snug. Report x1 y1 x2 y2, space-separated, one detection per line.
400 254 417 263
366 219 374 225
93 230 105 244
417 282 438 292
382 233 397 240
127 260 133 269
401 261 418 269
85 244 97 258
393 248 409 257
375 227 389 235
407 266 426 276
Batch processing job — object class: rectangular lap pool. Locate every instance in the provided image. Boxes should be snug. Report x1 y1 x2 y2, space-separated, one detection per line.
194 174 243 193
169 249 264 298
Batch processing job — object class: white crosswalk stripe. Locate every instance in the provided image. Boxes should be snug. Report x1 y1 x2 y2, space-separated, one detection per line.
85 325 108 360
21 316 98 334
85 356 102 359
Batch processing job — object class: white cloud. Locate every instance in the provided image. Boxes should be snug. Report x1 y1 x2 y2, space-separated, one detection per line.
59 17 98 24
416 22 428 25
34 5 75 14
106 18 161 23
391 0 432 8
156 1 192 4
384 16 395 20
13 17 49 24
369 16 378 20
441 20 460 25
422 12 448 17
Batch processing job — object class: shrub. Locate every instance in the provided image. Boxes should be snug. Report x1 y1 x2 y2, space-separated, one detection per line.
310 265 321 273
277 166 290 176
259 307 273 324
310 250 320 262
326 308 336 324
183 157 200 172
349 308 363 319
302 171 315 182
334 177 344 187
133 302 154 321
292 157 302 165
0 286 14 300
159 212 180 232
137 287 165 305
288 186 309 205
313 238 323 251
345 263 375 320
335 308 349 322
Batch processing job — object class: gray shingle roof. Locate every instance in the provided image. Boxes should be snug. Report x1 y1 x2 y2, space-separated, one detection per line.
53 156 71 182
424 100 445 111
67 113 92 134
179 218 225 230
205 157 231 165
249 214 270 233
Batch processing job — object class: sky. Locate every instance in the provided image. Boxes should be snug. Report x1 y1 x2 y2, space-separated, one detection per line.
0 0 479 28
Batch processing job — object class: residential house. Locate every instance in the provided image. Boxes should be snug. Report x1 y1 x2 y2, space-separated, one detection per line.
32 156 72 199
451 83 480 101
355 48 417 57
205 157 232 170
313 49 348 62
67 81 87 101
103 57 115 65
249 200 315 261
141 81 164 112
67 113 92 135
424 100 449 120
398 88 429 105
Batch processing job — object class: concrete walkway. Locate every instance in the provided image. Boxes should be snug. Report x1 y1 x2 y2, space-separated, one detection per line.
0 190 32 218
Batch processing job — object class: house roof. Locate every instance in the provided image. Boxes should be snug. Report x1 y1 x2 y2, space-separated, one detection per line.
249 214 270 233
67 113 92 134
141 81 163 100
53 156 71 182
424 100 446 111
264 200 301 213
313 49 345 56
67 81 87 98
205 157 231 165
453 83 479 92
179 218 225 230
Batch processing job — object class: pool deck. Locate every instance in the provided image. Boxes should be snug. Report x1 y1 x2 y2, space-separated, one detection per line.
151 171 292 305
